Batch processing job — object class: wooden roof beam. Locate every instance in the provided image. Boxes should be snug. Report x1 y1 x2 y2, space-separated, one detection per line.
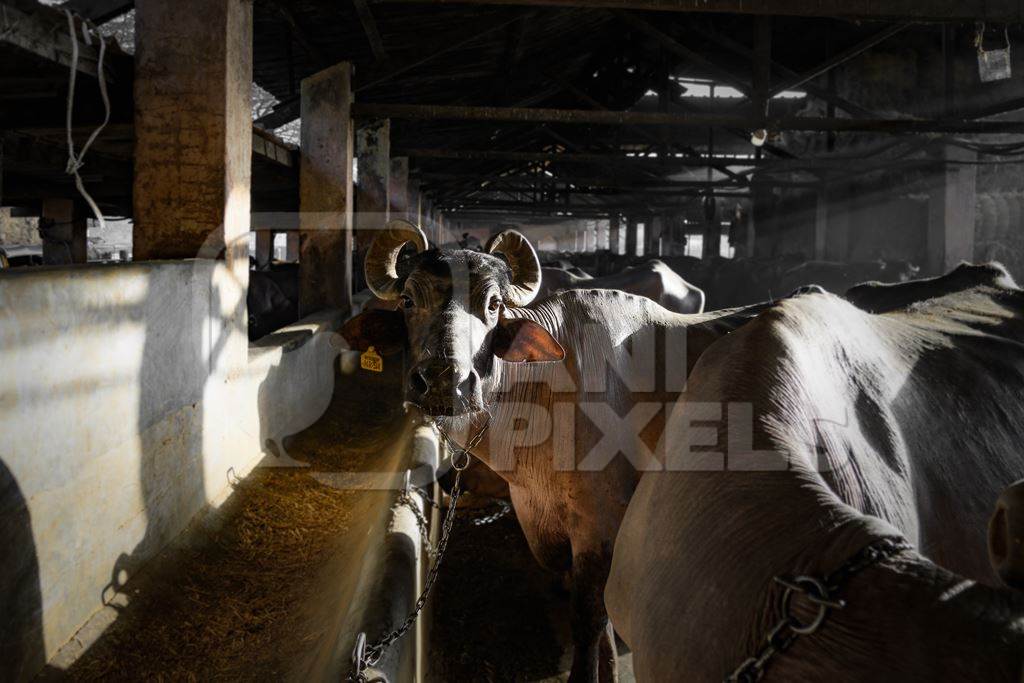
355 11 522 92
353 0 388 62
372 0 1024 23
268 0 327 69
353 102 1024 133
436 196 751 212
400 147 764 165
0 1 110 79
60 0 133 23
768 22 910 97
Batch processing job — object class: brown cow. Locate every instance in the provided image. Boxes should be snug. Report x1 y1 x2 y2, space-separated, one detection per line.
343 221 767 682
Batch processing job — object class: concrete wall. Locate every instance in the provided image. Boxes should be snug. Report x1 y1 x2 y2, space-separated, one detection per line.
0 208 40 246
0 261 339 681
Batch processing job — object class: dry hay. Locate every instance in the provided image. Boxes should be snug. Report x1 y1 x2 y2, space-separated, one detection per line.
65 470 355 681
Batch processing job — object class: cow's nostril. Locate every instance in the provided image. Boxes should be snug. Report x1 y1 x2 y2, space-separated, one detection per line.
455 371 478 399
410 369 429 396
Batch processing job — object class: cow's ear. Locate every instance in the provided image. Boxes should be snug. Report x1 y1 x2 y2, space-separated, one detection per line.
341 309 406 354
493 317 565 363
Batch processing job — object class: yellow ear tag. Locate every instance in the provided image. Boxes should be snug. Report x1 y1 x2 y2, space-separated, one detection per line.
360 346 383 373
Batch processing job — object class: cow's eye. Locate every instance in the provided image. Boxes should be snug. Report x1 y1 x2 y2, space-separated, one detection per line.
487 297 501 313
400 295 415 309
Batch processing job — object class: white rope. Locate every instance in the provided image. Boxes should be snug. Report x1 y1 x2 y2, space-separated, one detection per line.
64 9 109 232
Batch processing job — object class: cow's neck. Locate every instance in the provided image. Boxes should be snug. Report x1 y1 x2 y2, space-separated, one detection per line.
769 551 1024 679
446 293 759 484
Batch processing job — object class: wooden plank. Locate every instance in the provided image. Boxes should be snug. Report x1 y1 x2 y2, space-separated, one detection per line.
353 0 388 62
698 23 877 119
268 0 326 68
400 147 764 165
373 0 1024 23
615 11 752 96
256 13 522 127
60 0 133 23
768 22 910 97
354 102 1024 133
354 12 522 92
0 2 107 79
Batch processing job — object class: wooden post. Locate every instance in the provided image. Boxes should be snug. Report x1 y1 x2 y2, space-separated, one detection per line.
40 198 87 265
647 214 663 257
355 118 390 250
254 229 273 268
625 216 638 257
814 188 828 260
408 180 422 227
702 199 719 260
751 187 776 258
390 156 409 219
609 215 621 255
928 146 977 276
133 0 253 263
299 63 354 315
825 186 849 262
284 231 300 262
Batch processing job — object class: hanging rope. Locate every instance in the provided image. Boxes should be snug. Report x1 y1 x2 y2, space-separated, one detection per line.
64 9 110 233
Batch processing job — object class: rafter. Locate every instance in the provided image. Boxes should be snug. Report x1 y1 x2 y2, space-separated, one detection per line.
355 12 522 93
60 0 133 23
769 23 910 97
352 0 388 62
373 0 1024 23
354 102 1024 134
268 0 327 68
401 147 764 166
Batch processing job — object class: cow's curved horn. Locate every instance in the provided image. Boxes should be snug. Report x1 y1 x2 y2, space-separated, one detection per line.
365 219 429 300
989 478 1024 591
485 230 541 307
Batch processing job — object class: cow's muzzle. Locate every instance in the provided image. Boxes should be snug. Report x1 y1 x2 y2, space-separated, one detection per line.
407 360 483 416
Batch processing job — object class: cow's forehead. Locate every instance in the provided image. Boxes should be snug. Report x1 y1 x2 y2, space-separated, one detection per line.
402 248 510 296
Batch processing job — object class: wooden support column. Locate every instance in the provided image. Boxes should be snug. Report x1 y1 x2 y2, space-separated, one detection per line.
625 217 639 257
751 187 778 258
390 156 409 219
581 221 591 252
284 231 300 262
409 180 422 226
254 229 273 268
355 118 390 250
824 185 849 262
647 214 662 257
701 198 719 260
609 215 621 255
814 187 828 260
40 199 87 265
421 197 436 242
133 0 253 263
928 146 977 276
299 63 355 315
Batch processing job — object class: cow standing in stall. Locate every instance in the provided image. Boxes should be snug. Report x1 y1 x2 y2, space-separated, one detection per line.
343 221 764 682
607 264 1024 681
539 259 706 315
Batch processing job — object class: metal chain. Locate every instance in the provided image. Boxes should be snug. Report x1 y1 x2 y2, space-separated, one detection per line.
349 415 490 683
467 498 511 526
413 485 511 526
726 537 914 683
396 488 438 560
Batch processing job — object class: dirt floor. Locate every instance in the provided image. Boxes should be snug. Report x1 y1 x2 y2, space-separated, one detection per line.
52 368 409 681
427 507 635 683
